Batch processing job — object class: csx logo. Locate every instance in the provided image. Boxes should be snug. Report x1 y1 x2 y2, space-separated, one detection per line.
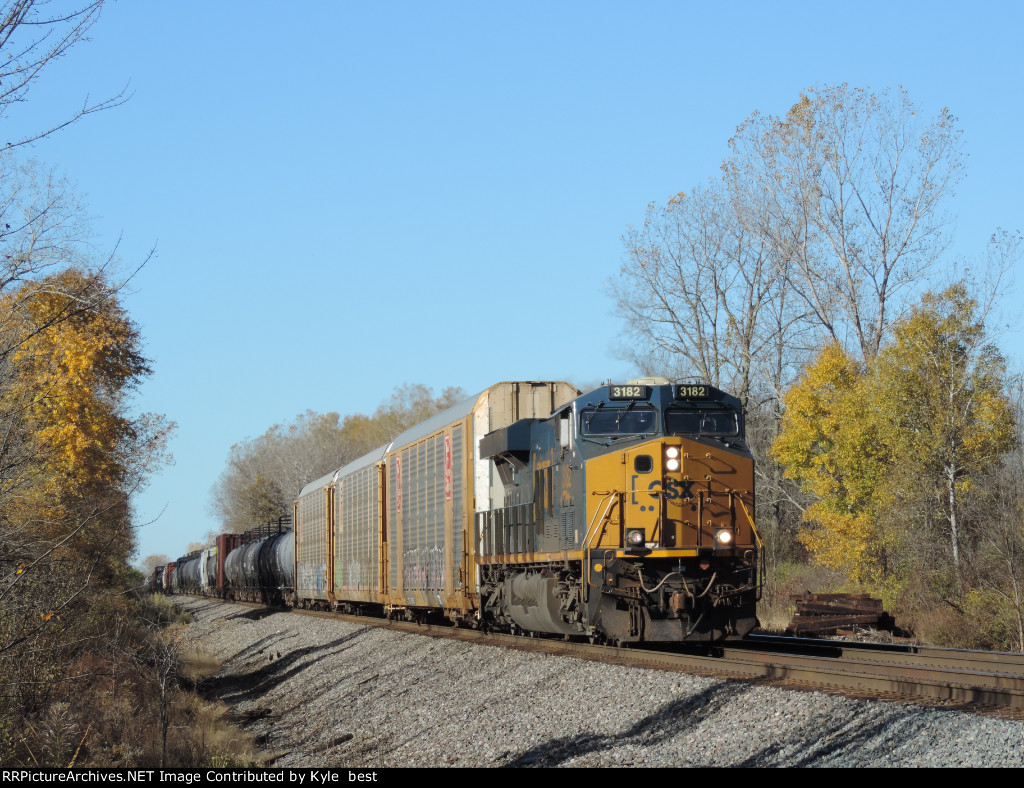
631 475 695 503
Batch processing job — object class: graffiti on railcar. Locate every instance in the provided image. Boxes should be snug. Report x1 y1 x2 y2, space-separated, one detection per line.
403 546 445 590
298 562 328 594
346 559 373 590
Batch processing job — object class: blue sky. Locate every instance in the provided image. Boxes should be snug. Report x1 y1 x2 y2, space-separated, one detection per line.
15 1 1023 562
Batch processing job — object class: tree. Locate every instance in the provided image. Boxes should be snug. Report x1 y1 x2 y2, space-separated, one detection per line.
0 266 172 721
727 84 964 362
874 284 1015 569
139 554 168 576
616 180 786 409
208 384 466 533
0 1 126 151
975 377 1024 651
772 286 1015 592
771 342 896 584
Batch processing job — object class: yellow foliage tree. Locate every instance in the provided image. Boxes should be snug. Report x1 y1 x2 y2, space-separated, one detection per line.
5 269 150 498
873 285 1015 569
1 267 171 608
773 286 1015 588
0 267 173 735
771 343 898 583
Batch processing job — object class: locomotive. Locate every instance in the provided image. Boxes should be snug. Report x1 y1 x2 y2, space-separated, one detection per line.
164 379 762 643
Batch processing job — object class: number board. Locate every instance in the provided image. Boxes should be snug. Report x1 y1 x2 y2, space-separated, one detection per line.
608 384 650 400
675 384 720 400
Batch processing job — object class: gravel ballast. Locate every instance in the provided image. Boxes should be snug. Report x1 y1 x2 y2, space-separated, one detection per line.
177 597 1024 768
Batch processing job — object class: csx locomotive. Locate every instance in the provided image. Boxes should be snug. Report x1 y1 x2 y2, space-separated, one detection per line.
163 379 761 643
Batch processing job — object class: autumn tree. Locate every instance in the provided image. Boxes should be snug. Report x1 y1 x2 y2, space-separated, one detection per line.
770 342 896 584
140 554 169 576
876 285 1014 565
0 267 171 736
0 1 195 766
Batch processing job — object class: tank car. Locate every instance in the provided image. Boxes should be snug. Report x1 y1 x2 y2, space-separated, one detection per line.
223 518 294 605
198 544 218 595
174 551 202 595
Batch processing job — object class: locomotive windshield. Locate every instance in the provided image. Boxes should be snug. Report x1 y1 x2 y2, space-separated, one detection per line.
581 405 658 436
665 407 738 437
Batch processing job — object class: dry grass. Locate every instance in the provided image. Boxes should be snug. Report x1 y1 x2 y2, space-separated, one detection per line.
180 649 221 681
1 594 268 768
756 598 797 633
756 561 845 633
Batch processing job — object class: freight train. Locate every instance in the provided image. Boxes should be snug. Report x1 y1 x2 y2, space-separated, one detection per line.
158 379 762 643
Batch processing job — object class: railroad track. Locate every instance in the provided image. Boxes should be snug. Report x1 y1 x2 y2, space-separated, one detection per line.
180 597 1024 714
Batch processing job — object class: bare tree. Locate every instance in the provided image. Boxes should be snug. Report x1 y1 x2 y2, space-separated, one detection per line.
139 554 168 575
208 385 467 534
0 1 127 151
616 180 786 407
727 84 964 361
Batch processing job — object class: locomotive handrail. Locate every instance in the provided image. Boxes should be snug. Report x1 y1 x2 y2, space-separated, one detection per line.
584 491 621 548
735 495 766 599
583 492 622 602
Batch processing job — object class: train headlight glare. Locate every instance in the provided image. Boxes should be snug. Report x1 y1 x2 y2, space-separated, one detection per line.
626 529 645 549
715 530 734 546
665 446 680 459
666 458 680 472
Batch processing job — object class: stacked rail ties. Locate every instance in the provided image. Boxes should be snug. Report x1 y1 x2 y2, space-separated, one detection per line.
786 593 896 637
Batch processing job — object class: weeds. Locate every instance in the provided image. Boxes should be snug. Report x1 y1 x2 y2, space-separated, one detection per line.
1 592 263 768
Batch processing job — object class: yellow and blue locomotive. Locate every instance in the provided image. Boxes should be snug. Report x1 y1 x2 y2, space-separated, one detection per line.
477 378 761 643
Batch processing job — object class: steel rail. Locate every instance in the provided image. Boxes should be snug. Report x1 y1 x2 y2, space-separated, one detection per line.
745 633 1024 673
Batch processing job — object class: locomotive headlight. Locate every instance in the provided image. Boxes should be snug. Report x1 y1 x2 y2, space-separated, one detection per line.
665 446 680 472
665 458 680 472
715 529 734 546
625 528 646 551
665 446 680 459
